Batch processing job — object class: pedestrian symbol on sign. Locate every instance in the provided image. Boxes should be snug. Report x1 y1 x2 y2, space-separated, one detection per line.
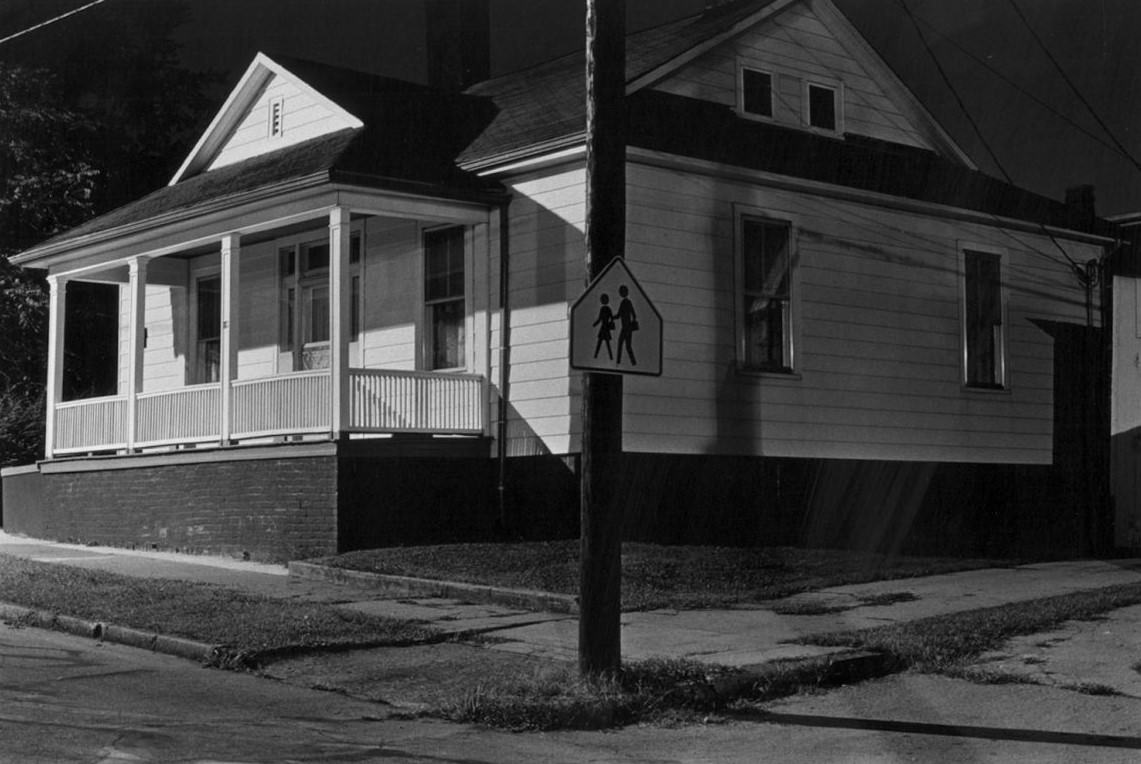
570 259 662 376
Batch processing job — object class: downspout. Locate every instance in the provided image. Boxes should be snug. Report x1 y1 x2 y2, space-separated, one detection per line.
496 202 511 533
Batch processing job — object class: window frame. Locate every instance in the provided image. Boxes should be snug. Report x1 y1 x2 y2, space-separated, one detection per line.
959 244 1009 391
421 224 470 372
734 209 799 375
804 79 843 135
737 63 776 122
276 224 363 373
190 271 222 385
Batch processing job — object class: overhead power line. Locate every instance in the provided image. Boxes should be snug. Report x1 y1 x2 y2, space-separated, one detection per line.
895 0 1083 274
1007 0 1141 176
0 0 107 47
906 7 1131 164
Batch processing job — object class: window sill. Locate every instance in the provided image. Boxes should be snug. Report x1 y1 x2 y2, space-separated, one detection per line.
736 365 801 381
962 383 1010 395
736 108 778 125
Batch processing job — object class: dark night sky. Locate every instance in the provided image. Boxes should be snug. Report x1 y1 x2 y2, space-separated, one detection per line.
3 0 1141 215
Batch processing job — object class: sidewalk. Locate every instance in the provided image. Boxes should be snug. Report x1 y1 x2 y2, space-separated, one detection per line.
3 530 1141 693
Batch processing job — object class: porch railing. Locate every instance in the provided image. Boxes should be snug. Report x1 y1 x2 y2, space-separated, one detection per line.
54 395 129 454
49 368 486 455
232 370 332 439
349 368 485 434
136 382 221 447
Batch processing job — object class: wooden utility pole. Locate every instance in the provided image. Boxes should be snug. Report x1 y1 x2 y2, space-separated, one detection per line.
580 0 626 677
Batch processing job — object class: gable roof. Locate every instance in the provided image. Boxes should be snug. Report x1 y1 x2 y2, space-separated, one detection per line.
459 0 971 170
12 1 1107 264
172 52 364 183
16 62 503 260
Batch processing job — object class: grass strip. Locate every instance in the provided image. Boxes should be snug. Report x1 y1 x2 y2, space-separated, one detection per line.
0 556 437 662
317 541 1000 611
434 654 873 731
801 582 1141 673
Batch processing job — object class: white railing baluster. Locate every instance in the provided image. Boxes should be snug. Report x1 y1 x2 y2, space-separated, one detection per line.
345 368 484 435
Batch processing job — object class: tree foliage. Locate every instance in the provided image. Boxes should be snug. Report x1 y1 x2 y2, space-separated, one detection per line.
0 5 214 466
0 65 97 466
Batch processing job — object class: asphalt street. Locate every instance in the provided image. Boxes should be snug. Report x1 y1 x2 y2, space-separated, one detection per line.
5 621 1141 763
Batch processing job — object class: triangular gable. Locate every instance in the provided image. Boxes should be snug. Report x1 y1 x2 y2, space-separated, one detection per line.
170 52 364 185
628 0 974 167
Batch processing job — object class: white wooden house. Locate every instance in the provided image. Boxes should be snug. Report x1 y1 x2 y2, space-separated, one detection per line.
2 0 1115 560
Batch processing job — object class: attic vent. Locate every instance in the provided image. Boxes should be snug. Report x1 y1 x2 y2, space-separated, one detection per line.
268 96 284 138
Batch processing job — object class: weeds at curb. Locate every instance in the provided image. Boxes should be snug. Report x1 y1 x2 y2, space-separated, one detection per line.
435 653 892 731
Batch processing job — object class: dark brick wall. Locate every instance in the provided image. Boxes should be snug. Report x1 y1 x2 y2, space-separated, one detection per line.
500 452 1100 560
2 468 45 536
38 455 338 563
338 456 497 550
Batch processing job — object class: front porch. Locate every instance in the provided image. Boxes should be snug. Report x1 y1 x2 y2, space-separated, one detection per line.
40 193 498 458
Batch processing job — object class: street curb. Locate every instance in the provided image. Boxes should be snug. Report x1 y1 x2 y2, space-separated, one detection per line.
0 601 221 663
289 560 580 614
707 649 897 706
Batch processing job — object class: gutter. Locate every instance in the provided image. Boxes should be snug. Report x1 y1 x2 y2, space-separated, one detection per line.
10 172 333 267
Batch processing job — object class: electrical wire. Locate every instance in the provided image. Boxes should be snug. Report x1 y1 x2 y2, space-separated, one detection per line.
0 0 107 47
905 6 1130 164
1007 0 1141 175
895 0 1086 278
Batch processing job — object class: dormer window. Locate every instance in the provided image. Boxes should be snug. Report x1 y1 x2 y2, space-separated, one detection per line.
268 96 284 138
806 83 838 132
740 67 773 119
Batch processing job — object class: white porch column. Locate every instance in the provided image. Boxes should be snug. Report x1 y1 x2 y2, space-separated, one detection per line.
329 207 352 438
44 275 68 459
125 257 149 451
220 233 241 444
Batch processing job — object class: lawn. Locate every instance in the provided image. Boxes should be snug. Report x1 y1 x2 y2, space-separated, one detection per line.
0 556 436 661
314 541 1002 611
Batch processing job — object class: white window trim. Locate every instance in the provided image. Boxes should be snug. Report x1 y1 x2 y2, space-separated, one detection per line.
733 206 801 376
958 242 1010 392
419 223 472 373
736 62 776 123
274 222 364 374
803 78 844 135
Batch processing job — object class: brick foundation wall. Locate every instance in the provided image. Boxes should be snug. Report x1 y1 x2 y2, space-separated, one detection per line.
37 448 338 563
1 465 44 536
502 453 1100 560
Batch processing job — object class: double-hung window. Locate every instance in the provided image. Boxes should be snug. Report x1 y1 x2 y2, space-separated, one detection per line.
279 232 361 371
194 274 221 383
424 226 466 370
963 249 1005 388
739 216 794 372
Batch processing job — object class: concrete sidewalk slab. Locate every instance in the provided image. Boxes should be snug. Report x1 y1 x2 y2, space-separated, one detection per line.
970 603 1141 698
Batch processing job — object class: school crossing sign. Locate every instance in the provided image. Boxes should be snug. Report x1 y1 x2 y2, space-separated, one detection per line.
570 258 662 376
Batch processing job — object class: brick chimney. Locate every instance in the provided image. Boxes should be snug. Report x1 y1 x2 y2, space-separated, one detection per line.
425 0 490 91
1065 184 1097 230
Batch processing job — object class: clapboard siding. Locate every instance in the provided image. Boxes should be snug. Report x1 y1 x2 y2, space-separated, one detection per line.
237 240 279 379
208 74 355 172
500 167 587 455
616 159 1099 464
360 217 420 371
652 0 936 150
